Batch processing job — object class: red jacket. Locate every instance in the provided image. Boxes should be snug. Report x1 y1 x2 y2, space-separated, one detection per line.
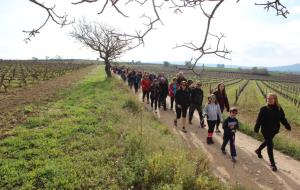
141 79 152 92
169 82 178 97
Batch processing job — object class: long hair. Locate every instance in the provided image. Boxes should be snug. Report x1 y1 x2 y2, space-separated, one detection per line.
267 93 280 108
217 82 227 95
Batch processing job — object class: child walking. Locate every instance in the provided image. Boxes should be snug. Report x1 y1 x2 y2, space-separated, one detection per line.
203 94 222 144
221 107 239 162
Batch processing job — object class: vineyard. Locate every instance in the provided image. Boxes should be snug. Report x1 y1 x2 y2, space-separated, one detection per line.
129 64 300 160
0 60 94 92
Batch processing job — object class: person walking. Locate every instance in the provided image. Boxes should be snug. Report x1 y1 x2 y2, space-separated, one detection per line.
189 81 205 128
141 74 152 104
213 82 230 133
254 93 291 172
221 107 239 162
133 71 142 93
169 77 178 110
174 81 190 133
203 94 223 144
158 75 169 111
150 79 160 113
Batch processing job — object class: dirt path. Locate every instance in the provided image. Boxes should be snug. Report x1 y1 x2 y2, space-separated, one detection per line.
133 90 300 189
0 65 97 139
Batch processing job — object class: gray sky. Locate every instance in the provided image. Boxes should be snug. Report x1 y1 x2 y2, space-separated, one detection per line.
0 0 300 67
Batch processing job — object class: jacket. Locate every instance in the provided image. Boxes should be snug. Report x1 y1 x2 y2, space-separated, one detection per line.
141 79 152 92
169 82 178 97
254 105 291 136
213 90 229 112
175 89 190 107
190 87 203 106
150 84 160 99
223 117 239 135
203 103 222 121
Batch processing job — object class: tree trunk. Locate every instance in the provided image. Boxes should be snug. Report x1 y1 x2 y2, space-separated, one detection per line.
104 59 112 78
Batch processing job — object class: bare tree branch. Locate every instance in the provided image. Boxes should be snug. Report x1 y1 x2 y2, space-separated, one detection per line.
255 0 289 18
24 0 73 43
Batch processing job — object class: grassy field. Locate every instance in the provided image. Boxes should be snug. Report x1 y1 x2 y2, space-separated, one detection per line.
0 66 243 189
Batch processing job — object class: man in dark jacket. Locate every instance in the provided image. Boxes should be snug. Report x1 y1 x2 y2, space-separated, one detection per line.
189 82 205 128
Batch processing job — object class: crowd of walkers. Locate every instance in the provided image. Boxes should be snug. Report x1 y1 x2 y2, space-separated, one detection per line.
111 66 292 171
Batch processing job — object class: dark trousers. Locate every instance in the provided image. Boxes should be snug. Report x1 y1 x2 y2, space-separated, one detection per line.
257 133 276 165
189 104 204 126
207 120 217 133
176 106 188 119
128 82 133 89
170 96 175 109
134 83 139 93
151 97 158 110
159 96 167 110
216 108 224 129
142 91 150 102
221 133 237 157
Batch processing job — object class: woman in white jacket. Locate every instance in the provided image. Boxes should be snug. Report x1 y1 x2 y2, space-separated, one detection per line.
203 94 223 144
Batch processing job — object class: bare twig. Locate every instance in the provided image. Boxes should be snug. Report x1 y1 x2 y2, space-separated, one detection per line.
24 0 73 42
255 0 289 18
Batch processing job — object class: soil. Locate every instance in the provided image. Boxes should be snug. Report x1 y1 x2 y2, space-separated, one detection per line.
0 65 97 139
134 90 300 190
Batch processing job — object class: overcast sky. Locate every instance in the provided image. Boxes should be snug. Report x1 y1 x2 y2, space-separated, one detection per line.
0 0 300 67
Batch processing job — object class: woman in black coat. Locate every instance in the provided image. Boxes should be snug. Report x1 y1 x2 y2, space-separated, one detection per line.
254 93 291 172
174 81 190 133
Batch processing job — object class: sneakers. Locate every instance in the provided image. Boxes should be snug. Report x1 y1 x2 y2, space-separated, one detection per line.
215 129 221 133
206 137 214 144
182 127 187 133
221 149 226 155
206 137 210 144
255 149 263 159
174 120 177 127
232 156 237 163
271 164 277 172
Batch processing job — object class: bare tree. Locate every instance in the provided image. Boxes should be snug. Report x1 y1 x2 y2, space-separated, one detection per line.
27 0 289 73
70 19 129 77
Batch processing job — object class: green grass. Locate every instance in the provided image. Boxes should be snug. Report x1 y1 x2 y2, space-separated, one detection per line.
0 66 241 190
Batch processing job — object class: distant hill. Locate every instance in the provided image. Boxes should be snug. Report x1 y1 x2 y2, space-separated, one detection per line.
267 63 300 73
